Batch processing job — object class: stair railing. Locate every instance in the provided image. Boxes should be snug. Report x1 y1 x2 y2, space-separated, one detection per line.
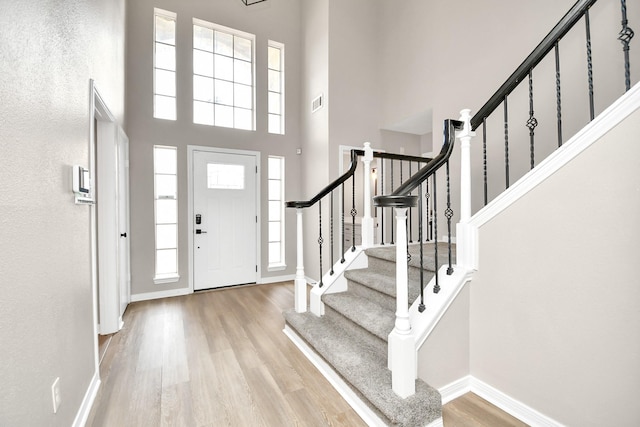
471 0 634 208
286 143 436 314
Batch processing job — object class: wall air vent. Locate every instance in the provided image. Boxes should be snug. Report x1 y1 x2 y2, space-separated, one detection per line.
312 94 323 113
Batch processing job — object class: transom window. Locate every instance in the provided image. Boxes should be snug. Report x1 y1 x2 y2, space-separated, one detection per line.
193 19 255 130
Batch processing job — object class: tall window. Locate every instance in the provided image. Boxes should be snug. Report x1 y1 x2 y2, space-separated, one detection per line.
268 41 284 134
154 9 177 120
193 19 255 130
268 156 285 269
154 146 179 282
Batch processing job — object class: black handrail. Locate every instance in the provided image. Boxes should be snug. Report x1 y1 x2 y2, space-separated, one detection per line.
470 0 598 130
373 119 464 208
286 151 432 209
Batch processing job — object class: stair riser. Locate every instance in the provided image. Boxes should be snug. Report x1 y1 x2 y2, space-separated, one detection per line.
323 304 390 353
347 279 397 312
367 255 432 282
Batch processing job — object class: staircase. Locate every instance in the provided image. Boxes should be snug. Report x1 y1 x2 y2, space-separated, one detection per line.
284 243 454 427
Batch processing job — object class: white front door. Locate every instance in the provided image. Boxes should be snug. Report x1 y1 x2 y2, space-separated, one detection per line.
193 150 257 290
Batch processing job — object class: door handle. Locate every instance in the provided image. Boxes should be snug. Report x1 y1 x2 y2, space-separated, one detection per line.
120 232 127 238
195 229 208 234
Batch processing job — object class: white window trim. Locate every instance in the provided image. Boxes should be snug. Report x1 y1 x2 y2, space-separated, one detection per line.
192 18 257 130
268 40 285 135
153 145 179 283
268 155 286 270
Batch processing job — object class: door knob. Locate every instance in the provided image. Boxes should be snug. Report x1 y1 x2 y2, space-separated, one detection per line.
195 229 208 234
120 232 127 238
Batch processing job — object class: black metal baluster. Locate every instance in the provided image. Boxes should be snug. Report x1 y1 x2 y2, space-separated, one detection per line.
504 95 510 189
380 158 385 245
318 200 324 287
619 0 635 92
433 173 440 294
425 179 431 241
527 70 538 170
445 161 454 276
341 183 345 263
330 191 334 275
351 174 357 251
408 161 413 243
585 9 595 121
555 42 563 147
390 160 394 245
482 118 488 206
418 182 425 313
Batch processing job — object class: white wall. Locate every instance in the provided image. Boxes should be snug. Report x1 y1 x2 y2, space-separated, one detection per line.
0 1 125 425
469 108 640 426
126 0 302 295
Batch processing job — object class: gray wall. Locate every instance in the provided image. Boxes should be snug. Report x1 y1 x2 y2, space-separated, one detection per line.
468 107 640 426
126 0 302 295
0 0 125 425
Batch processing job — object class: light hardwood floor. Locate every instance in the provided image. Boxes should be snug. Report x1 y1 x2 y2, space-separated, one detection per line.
86 282 526 426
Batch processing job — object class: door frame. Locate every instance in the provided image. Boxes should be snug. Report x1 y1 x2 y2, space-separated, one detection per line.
187 145 261 292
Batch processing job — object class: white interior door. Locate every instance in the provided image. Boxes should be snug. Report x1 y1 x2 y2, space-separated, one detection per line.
193 150 257 290
116 127 130 317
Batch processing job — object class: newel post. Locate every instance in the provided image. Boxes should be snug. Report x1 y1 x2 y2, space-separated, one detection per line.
456 108 476 270
388 207 416 398
361 142 375 248
294 208 307 313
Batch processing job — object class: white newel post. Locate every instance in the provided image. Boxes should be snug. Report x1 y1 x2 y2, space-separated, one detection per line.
388 207 416 398
361 142 375 248
294 208 307 313
456 108 476 270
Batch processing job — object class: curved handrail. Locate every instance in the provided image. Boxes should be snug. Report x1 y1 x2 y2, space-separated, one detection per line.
285 149 364 209
374 119 464 208
470 0 597 130
286 151 434 209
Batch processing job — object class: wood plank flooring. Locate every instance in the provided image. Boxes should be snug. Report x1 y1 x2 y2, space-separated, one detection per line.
86 282 526 427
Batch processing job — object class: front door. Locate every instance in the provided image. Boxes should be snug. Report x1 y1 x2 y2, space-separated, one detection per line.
193 150 257 290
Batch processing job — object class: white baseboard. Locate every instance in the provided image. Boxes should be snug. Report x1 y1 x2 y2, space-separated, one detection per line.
72 371 100 427
130 287 191 302
439 376 563 427
258 274 295 284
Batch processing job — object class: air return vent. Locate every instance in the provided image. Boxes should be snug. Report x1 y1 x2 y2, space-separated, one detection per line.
312 94 323 113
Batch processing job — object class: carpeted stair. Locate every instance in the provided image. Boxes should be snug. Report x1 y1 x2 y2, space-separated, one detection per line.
284 243 454 426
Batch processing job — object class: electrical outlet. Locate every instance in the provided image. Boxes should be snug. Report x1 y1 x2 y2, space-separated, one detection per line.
51 377 61 414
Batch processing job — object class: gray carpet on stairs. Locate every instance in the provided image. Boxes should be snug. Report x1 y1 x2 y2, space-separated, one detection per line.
284 243 454 427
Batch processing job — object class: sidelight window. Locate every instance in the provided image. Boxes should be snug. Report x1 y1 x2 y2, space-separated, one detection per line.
154 145 179 282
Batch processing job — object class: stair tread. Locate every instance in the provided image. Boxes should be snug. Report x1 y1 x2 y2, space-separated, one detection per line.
345 268 431 302
284 309 442 427
323 292 395 342
365 242 456 272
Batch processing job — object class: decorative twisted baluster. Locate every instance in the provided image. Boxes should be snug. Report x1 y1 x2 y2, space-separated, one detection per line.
418 182 425 313
432 173 440 294
585 9 595 121
445 161 454 276
351 174 357 251
482 118 488 206
380 158 385 245
425 179 431 241
555 42 563 147
408 161 413 243
619 0 635 92
504 95 510 189
318 200 323 287
390 160 394 245
526 70 538 170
